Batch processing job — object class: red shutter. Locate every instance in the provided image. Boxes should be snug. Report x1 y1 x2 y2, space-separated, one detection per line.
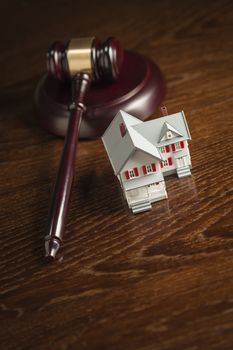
168 157 172 166
160 161 164 168
125 170 129 180
165 145 170 153
180 141 185 149
152 163 156 172
171 144 176 152
134 167 139 176
142 165 147 175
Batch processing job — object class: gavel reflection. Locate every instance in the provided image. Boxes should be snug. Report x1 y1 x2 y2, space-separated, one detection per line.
45 37 124 259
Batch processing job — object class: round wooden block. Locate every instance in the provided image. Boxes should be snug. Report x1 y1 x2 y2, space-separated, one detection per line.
34 51 166 138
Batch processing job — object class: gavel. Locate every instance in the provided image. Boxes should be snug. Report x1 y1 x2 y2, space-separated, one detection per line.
45 37 124 259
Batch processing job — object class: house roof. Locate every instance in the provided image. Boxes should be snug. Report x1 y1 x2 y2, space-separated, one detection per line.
133 111 191 147
127 127 162 162
102 111 162 175
102 110 191 175
158 121 183 142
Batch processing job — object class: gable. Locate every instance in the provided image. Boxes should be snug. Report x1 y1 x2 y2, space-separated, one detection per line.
159 122 183 142
127 127 162 162
102 111 162 175
132 111 191 146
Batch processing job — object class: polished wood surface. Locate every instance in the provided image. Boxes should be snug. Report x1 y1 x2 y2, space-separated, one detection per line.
1 1 233 349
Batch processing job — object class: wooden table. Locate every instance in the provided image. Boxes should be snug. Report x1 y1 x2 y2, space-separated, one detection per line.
1 1 233 349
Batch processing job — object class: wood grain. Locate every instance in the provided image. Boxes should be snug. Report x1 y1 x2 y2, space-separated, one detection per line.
1 0 233 349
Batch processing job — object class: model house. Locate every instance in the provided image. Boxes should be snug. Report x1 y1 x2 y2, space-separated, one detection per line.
102 109 192 213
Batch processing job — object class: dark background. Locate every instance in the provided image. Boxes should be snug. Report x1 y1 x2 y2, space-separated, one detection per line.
1 1 233 349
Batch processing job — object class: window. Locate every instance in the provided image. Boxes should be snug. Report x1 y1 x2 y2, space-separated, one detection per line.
161 158 173 168
124 167 139 180
160 145 170 153
119 123 127 137
171 141 185 151
142 163 156 175
147 164 153 173
129 170 135 178
175 142 182 150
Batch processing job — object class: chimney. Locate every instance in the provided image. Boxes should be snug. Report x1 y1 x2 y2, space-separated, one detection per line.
161 106 168 116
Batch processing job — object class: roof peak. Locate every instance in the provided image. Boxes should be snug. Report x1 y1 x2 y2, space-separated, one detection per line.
158 121 183 142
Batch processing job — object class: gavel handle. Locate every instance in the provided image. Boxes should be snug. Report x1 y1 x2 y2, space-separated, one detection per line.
45 73 91 259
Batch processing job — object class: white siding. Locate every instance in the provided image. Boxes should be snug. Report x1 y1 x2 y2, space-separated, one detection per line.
120 150 164 191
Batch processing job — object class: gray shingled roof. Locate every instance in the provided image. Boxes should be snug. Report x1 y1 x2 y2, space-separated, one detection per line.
133 111 191 147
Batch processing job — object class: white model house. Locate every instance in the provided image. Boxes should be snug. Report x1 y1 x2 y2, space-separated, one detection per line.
102 109 192 213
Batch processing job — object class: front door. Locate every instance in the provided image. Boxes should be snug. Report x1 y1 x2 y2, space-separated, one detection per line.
176 156 186 168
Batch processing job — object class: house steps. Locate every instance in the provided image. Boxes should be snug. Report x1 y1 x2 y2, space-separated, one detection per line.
131 199 152 214
177 165 191 178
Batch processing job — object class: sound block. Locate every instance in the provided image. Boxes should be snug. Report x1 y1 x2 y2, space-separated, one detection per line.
34 51 166 138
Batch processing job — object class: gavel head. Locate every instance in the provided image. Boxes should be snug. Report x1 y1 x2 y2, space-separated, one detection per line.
47 37 124 83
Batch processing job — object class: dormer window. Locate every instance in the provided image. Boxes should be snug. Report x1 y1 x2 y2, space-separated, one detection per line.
159 122 183 142
166 131 173 139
